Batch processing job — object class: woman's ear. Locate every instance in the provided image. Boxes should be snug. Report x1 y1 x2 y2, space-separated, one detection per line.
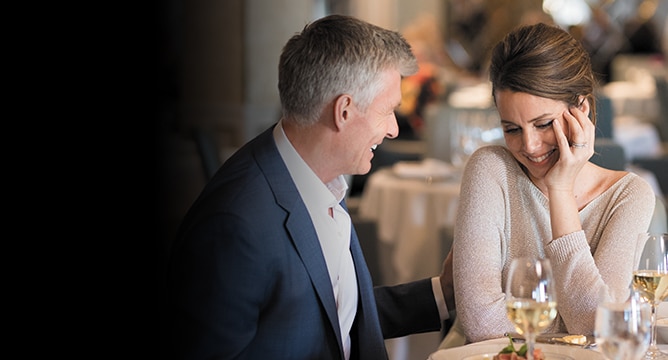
579 95 591 118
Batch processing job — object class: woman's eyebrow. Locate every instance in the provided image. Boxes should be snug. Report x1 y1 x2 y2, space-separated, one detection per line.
500 113 553 125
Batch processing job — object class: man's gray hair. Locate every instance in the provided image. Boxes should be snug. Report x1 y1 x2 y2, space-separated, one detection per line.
278 14 418 126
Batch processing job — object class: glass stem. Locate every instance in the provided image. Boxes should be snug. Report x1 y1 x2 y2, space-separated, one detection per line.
526 331 536 360
649 303 658 350
650 302 657 349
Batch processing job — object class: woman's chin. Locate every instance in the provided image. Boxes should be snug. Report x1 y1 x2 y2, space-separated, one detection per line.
523 159 555 180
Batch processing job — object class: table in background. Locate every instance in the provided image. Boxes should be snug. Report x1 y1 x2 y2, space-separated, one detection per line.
358 166 461 360
358 167 460 284
603 54 667 164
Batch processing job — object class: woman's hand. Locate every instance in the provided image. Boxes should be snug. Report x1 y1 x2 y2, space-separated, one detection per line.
544 103 595 192
544 101 595 239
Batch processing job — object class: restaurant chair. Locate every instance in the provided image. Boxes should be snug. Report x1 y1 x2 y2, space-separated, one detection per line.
595 93 615 139
633 156 668 203
649 195 668 234
591 138 626 171
653 76 668 143
590 92 626 171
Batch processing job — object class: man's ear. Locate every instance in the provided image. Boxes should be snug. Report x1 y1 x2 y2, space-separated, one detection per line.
333 94 353 131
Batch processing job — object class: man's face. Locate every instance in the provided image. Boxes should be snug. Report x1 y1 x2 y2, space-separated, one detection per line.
343 69 401 176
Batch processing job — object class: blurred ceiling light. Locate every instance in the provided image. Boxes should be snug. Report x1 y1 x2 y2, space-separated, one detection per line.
543 0 593 26
638 0 658 20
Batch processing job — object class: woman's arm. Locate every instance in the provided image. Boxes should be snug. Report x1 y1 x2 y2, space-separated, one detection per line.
545 177 656 335
453 147 516 342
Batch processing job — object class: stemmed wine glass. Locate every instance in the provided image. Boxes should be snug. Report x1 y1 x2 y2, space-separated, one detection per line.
595 288 651 360
505 257 558 360
633 233 668 360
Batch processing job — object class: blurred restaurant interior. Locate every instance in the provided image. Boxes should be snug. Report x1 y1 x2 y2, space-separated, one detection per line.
157 0 667 358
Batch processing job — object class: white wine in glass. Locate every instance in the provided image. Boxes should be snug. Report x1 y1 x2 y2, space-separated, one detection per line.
633 233 668 360
505 257 557 360
633 271 668 304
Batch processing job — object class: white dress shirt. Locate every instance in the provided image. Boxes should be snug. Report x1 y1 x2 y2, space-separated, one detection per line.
274 122 357 359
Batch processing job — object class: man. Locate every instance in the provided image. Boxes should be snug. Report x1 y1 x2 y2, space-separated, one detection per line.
164 14 454 359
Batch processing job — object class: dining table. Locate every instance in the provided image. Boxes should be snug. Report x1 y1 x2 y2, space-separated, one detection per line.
427 299 668 359
357 159 462 360
427 336 604 360
427 334 668 360
358 160 461 284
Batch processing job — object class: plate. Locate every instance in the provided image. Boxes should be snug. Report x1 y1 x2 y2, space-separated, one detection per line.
462 352 573 360
428 340 604 360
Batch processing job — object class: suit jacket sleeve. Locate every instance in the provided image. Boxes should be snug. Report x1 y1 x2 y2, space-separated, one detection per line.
373 279 442 338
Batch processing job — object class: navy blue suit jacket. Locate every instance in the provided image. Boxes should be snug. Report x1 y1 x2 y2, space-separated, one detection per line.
165 125 441 359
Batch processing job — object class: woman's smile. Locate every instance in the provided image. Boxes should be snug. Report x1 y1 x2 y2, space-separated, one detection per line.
526 148 557 164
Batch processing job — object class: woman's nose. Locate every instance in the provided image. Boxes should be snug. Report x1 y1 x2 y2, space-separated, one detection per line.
522 130 542 152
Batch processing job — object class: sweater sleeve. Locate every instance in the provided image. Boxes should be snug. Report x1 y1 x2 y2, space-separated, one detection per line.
453 146 518 342
544 174 656 335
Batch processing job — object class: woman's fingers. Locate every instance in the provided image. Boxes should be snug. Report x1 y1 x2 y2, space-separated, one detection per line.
552 117 571 151
565 108 584 146
563 106 595 159
566 104 595 145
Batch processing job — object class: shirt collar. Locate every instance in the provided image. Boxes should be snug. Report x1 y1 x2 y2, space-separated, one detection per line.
273 120 349 208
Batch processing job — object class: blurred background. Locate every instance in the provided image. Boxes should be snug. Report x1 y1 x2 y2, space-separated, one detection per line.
157 1 667 357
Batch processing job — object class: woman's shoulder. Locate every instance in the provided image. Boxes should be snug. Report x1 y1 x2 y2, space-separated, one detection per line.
462 145 527 187
593 167 657 207
617 170 657 198
467 145 517 169
602 170 659 227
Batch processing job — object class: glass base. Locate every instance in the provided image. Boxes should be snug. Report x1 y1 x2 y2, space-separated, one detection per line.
644 346 668 360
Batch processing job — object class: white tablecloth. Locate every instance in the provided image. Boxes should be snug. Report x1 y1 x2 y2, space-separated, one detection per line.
358 166 461 283
613 116 663 161
603 80 659 121
358 164 461 360
427 302 668 359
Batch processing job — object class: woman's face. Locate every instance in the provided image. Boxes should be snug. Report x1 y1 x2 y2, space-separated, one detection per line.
495 90 574 180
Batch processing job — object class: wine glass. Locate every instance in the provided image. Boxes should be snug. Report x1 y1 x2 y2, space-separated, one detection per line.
595 288 652 360
633 233 668 360
505 257 558 360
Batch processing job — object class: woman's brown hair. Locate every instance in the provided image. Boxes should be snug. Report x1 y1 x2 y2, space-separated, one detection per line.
489 23 598 125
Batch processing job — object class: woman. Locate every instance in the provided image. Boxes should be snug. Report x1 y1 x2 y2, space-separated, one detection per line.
451 23 656 343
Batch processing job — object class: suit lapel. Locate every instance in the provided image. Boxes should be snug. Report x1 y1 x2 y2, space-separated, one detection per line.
253 127 344 352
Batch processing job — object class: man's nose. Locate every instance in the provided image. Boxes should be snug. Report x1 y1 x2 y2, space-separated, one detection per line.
386 113 399 139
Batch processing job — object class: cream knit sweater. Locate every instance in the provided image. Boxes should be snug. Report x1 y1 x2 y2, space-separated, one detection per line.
452 145 656 343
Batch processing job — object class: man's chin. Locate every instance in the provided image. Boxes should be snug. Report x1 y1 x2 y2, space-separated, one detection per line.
354 167 372 176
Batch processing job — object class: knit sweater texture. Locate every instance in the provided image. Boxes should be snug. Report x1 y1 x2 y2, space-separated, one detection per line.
452 145 656 342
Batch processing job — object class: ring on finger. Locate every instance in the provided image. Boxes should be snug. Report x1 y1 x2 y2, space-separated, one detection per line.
570 142 587 148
